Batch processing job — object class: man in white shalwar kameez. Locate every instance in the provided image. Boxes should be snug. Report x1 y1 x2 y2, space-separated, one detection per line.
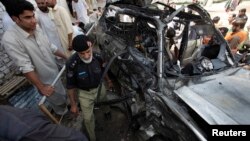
2 0 68 116
72 0 89 24
46 0 74 57
35 0 66 67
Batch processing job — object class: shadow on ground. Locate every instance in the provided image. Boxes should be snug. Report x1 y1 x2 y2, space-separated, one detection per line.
61 91 132 141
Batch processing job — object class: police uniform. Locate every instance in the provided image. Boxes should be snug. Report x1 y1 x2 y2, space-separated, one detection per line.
66 52 107 141
66 52 103 90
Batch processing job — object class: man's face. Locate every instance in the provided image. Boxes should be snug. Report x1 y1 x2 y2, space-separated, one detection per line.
46 0 56 8
36 0 47 12
13 10 37 33
232 23 241 32
228 14 235 23
202 35 212 45
239 11 244 16
78 44 92 61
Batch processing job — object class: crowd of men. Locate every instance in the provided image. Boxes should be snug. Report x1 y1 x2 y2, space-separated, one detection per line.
213 8 249 57
0 0 106 141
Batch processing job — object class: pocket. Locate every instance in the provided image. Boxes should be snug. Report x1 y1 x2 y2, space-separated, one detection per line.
93 67 102 74
78 71 88 79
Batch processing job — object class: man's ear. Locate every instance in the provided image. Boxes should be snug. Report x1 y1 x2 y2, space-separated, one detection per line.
87 41 92 48
11 16 19 23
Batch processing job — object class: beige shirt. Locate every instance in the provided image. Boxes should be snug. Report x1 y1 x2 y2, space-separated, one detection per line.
2 24 58 77
2 24 67 110
49 5 73 57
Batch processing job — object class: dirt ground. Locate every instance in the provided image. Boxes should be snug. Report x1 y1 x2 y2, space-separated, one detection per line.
60 91 131 141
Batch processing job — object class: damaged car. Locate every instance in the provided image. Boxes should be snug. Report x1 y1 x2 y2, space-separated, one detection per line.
92 0 250 141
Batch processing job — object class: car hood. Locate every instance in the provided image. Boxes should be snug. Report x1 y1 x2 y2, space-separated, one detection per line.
106 0 152 7
174 68 250 125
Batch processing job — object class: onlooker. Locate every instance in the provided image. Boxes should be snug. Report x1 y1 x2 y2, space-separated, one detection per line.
72 21 85 38
225 18 248 54
0 1 14 36
97 7 103 17
0 2 14 31
46 0 74 57
236 8 248 28
72 0 89 24
66 35 112 141
0 105 88 141
237 8 248 22
89 8 99 24
225 0 241 12
35 0 66 67
228 12 236 26
0 1 16 85
212 16 222 28
85 0 97 12
57 0 72 17
1 0 68 116
27 0 38 9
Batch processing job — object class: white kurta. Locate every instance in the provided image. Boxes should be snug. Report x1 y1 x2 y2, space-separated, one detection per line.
2 24 67 115
72 0 89 24
36 10 65 56
57 0 72 16
72 25 84 38
48 5 73 57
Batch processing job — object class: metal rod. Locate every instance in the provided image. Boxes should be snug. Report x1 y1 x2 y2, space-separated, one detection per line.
38 65 66 106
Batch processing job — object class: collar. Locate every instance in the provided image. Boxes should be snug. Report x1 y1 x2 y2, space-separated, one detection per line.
48 5 58 20
14 24 33 39
51 4 58 11
75 53 96 63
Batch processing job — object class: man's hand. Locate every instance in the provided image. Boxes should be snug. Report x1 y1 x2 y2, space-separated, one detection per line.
107 80 114 91
39 84 55 97
70 104 79 117
68 45 73 51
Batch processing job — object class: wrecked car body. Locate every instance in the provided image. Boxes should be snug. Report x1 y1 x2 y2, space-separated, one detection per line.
93 1 250 140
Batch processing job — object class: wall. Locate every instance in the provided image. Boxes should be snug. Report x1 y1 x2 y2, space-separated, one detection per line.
0 2 18 85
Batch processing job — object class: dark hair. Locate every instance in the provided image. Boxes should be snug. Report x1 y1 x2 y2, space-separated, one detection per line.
212 16 220 23
78 22 86 33
239 8 246 13
1 0 34 17
231 13 236 18
233 17 246 28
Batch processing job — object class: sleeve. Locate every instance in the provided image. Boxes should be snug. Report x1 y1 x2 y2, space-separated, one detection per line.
82 0 89 10
71 2 76 12
66 60 77 89
2 33 34 73
36 26 58 53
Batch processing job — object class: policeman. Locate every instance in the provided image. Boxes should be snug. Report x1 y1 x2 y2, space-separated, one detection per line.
66 35 111 141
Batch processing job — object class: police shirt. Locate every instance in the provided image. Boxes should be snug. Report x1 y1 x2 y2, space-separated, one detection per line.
66 52 103 90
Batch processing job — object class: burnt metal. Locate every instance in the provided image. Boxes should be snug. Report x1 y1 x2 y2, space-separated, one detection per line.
93 1 250 141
